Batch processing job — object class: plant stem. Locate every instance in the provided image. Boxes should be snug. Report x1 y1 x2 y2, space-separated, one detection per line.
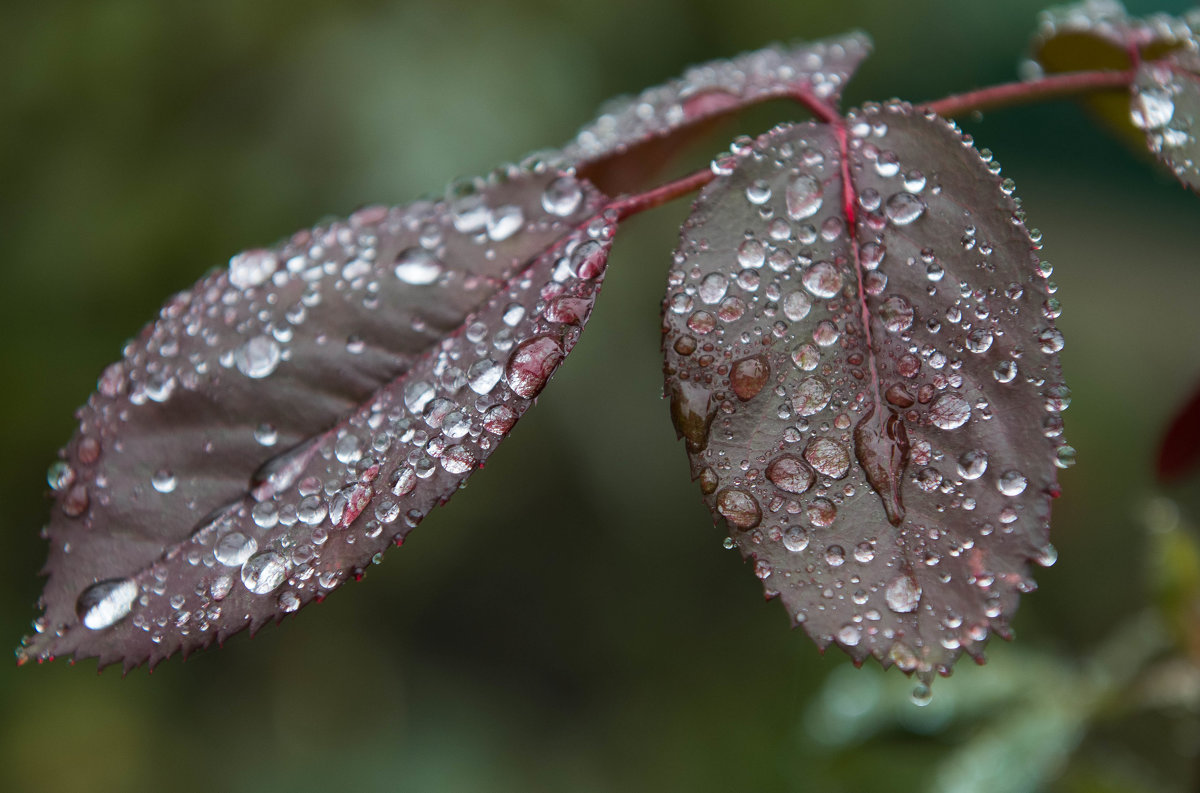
608 69 1138 222
924 69 1135 118
607 168 716 221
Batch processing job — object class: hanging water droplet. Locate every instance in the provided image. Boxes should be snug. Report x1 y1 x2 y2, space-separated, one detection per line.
76 578 138 630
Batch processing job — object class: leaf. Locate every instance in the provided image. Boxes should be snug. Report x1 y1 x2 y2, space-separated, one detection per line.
662 102 1068 683
1157 375 1200 482
564 33 872 192
1029 1 1200 190
20 161 617 670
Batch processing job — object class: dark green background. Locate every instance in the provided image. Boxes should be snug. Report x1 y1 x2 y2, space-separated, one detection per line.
3 1 1199 791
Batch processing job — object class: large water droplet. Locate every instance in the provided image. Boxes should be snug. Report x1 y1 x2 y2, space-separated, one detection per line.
928 392 971 430
394 248 442 285
487 205 525 241
782 525 810 553
235 336 282 379
804 437 850 479
957 449 988 480
76 578 138 630
885 192 926 225
229 249 279 290
506 335 564 398
997 470 1028 496
698 273 729 304
879 295 914 333
786 174 824 220
716 488 762 529
792 376 831 416
729 355 770 401
767 455 815 494
885 575 921 613
541 176 584 216
802 261 842 298
241 551 288 595
215 532 258 567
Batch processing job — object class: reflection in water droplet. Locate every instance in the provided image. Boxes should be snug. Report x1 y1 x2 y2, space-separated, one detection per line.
782 291 811 321
879 295 914 333
957 449 988 480
77 578 138 630
804 437 850 478
782 525 810 552
241 551 288 594
802 261 842 298
792 376 831 416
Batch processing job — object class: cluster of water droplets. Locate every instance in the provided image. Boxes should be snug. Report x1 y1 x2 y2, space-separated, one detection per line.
663 101 1068 680
25 160 614 665
565 34 871 164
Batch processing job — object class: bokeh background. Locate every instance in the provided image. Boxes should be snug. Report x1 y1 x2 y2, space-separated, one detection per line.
4 1 1200 791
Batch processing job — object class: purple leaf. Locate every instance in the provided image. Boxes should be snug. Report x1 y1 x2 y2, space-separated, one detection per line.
21 162 617 671
662 102 1068 684
1030 1 1200 191
564 33 871 190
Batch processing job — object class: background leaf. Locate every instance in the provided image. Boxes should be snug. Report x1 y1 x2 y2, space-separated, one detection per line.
662 103 1067 682
20 164 617 670
565 33 871 194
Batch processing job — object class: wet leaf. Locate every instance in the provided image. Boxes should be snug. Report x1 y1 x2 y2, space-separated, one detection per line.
21 162 617 670
662 102 1067 683
565 33 871 193
1029 1 1200 190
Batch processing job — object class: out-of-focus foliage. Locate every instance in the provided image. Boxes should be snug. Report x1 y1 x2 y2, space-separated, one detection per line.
3 1 1199 791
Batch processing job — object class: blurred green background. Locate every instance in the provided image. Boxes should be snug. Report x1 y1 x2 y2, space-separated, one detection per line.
4 1 1200 791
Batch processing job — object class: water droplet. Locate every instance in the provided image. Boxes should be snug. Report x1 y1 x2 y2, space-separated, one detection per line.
885 192 926 225
541 176 583 216
254 423 278 447
241 551 288 595
235 335 282 379
298 495 327 525
404 381 436 414
993 361 1017 383
1038 327 1065 354
335 433 362 465
1132 86 1175 130
837 624 861 646
76 578 137 630
716 488 761 529
505 335 563 398
279 590 301 613
792 376 831 416
215 532 258 567
767 455 815 494
390 467 417 496
782 291 811 321
885 575 921 613
745 179 772 205
808 499 837 527
329 483 372 527
928 392 971 430
737 239 766 269
698 273 729 304
441 445 476 474
957 449 988 480
802 261 842 298
782 525 810 552
151 468 176 494
824 543 845 565
791 343 820 371
879 295 914 333
804 437 850 479
730 355 770 401
785 174 823 219
228 249 279 290
483 404 517 436
487 205 525 241
997 470 1028 496
394 248 442 285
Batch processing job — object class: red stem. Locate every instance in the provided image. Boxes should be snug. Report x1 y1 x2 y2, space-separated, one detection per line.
607 167 716 220
608 69 1138 222
923 68 1136 118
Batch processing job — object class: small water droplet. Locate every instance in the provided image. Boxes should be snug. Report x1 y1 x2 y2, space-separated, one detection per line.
957 449 988 480
235 336 282 379
151 468 176 494
782 525 810 552
394 248 442 285
215 532 258 567
541 176 584 216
